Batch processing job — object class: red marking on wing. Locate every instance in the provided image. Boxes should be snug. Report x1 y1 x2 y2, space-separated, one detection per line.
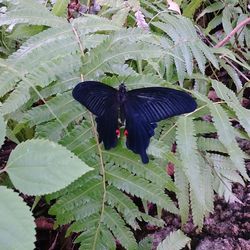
116 129 120 138
124 129 128 137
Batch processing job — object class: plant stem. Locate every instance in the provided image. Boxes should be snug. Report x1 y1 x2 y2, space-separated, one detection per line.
214 17 250 48
72 23 107 250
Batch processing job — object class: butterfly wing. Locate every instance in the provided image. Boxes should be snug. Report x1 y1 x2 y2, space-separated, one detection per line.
124 101 156 163
124 87 197 163
72 81 118 117
72 81 119 149
126 87 197 122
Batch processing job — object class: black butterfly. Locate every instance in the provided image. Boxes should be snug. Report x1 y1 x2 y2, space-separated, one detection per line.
72 81 197 163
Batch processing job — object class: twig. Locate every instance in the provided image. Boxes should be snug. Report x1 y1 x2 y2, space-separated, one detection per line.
214 17 250 48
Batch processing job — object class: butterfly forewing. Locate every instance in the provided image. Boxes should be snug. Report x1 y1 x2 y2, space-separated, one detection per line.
126 87 197 122
72 81 118 117
72 81 119 149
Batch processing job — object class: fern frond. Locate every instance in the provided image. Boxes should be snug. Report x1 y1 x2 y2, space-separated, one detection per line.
0 0 66 27
158 117 177 144
49 175 102 224
1 56 81 115
204 153 244 202
210 102 248 176
157 229 190 250
152 14 219 82
170 153 190 224
71 14 122 34
69 214 116 250
59 123 99 165
35 105 85 142
197 137 227 154
0 15 121 116
82 28 163 78
176 116 210 228
212 80 250 137
194 91 249 180
106 186 141 230
22 92 80 126
220 60 242 92
106 167 178 214
103 144 175 191
103 207 138 250
194 120 217 134
176 116 203 204
198 155 214 215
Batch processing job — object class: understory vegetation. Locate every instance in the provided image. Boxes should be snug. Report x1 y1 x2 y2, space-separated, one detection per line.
0 0 249 249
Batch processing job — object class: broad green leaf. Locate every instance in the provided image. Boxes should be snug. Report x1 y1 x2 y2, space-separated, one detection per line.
6 139 93 195
0 112 6 148
157 230 190 250
0 186 36 250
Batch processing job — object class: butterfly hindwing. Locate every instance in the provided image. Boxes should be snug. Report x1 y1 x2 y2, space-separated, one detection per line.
123 100 157 163
72 81 119 149
96 105 119 150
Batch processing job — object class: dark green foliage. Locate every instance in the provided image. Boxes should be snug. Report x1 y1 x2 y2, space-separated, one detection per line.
0 0 249 249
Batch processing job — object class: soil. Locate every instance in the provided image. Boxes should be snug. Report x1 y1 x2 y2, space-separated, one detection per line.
0 139 249 250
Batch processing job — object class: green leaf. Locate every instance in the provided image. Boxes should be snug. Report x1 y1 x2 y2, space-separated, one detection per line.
8 24 45 40
176 116 210 228
205 15 222 34
220 61 242 92
106 167 178 214
212 80 250 137
171 153 189 224
196 2 225 20
6 139 93 195
103 207 138 250
176 116 203 203
0 186 36 250
52 0 68 17
0 112 6 148
194 91 249 180
0 0 66 27
183 0 204 19
157 230 190 250
112 7 130 26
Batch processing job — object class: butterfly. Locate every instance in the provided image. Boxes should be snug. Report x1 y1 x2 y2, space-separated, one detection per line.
72 81 197 163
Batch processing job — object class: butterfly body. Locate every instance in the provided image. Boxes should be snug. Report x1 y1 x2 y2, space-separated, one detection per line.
72 81 197 163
